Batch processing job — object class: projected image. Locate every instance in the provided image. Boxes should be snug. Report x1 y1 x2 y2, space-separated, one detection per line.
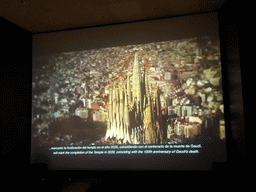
32 36 224 148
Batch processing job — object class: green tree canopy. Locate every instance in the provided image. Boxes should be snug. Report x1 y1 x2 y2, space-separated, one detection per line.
33 107 48 115
32 86 48 96
47 115 107 144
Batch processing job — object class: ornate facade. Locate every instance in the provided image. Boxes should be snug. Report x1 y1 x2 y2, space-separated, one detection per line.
105 52 166 144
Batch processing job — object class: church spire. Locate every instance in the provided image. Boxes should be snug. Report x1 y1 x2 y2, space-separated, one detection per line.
112 87 116 120
127 75 132 109
108 88 112 121
124 92 130 127
119 83 124 120
105 88 113 140
145 71 149 98
120 119 124 140
133 51 142 104
125 123 131 144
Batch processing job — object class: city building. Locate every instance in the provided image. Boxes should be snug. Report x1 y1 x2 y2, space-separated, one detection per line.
99 110 108 122
91 102 100 110
60 98 68 105
194 48 203 63
87 99 92 108
168 108 175 116
182 105 193 116
75 107 89 119
93 110 100 121
174 106 182 117
90 70 100 77
62 105 70 113
54 92 59 104
220 119 225 139
164 72 171 81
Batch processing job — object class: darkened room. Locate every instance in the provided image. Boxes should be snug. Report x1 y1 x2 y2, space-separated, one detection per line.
1 0 246 190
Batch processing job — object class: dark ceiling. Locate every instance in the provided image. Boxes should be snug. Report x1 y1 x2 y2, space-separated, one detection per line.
1 0 226 34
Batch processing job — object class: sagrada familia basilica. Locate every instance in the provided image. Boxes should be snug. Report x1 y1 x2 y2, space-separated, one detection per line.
105 52 167 144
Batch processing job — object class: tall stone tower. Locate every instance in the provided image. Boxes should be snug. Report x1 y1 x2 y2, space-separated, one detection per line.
127 75 132 109
105 51 165 144
133 51 142 105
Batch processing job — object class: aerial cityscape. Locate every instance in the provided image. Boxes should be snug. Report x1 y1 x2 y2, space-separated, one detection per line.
32 36 225 148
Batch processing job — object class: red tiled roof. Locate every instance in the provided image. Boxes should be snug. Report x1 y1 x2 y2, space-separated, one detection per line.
91 102 100 110
77 87 83 93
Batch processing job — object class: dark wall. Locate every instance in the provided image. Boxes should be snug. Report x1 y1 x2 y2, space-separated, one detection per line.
1 17 32 171
0 0 246 185
32 12 219 57
218 2 246 164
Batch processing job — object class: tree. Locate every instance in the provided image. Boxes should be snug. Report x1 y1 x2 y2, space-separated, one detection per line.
67 92 74 98
53 105 58 112
32 107 48 119
94 122 107 138
49 100 55 106
47 114 108 145
32 86 48 97
33 118 43 125
31 123 39 136
59 83 66 89
41 100 49 106
76 100 83 108
48 120 64 141
69 104 77 114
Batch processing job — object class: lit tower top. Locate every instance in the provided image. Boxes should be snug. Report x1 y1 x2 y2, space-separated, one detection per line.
133 51 142 104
